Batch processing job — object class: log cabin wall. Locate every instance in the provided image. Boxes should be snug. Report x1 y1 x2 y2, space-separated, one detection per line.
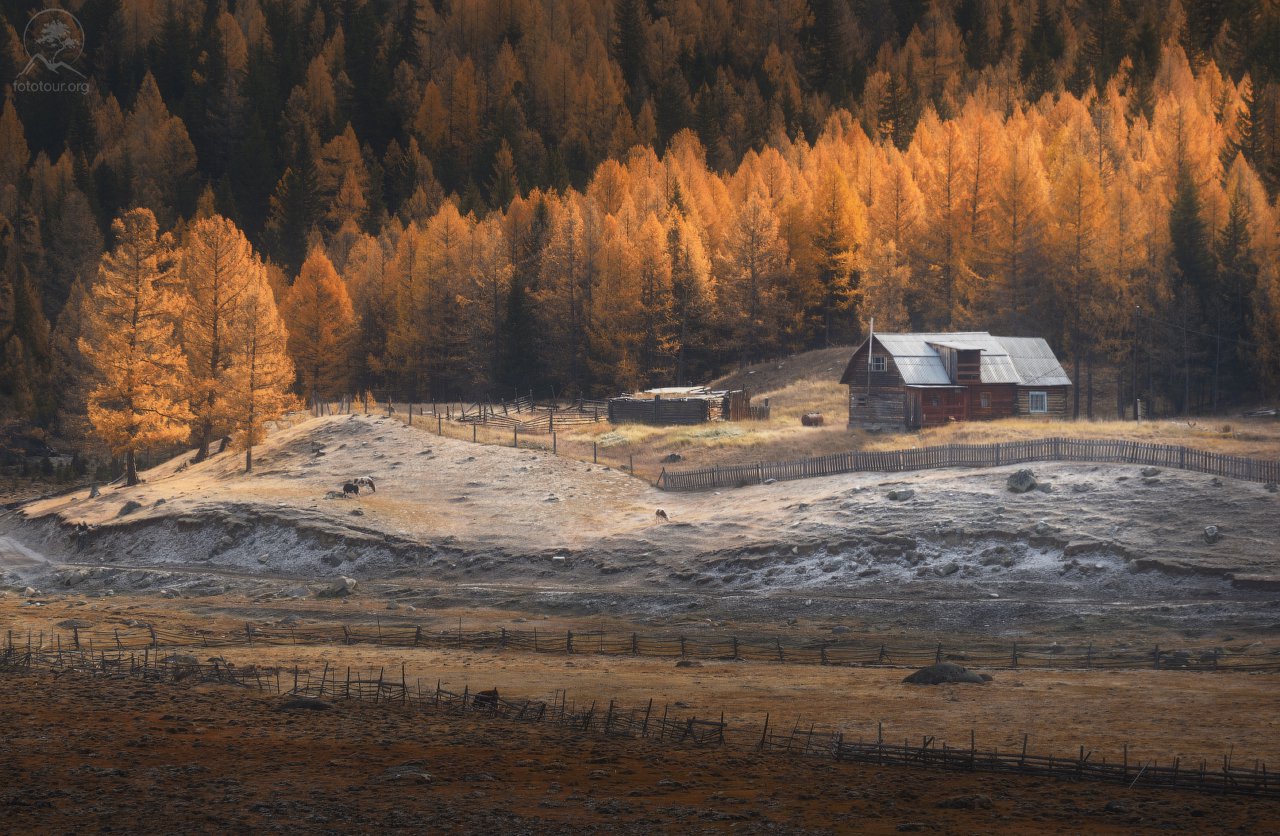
966 383 1018 420
1014 386 1070 418
845 340 907 428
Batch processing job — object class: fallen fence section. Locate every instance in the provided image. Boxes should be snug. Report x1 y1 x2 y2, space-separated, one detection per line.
656 437 1280 491
7 626 1278 673
759 719 1276 798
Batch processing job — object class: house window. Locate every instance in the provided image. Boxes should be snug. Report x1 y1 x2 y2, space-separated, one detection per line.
870 355 887 372
1029 391 1048 414
980 391 991 409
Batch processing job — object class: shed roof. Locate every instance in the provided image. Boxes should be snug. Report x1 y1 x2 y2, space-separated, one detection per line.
840 332 1070 388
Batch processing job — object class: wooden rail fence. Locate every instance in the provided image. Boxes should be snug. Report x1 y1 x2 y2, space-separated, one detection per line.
656 437 1280 491
3 636 1272 798
7 625 1278 673
759 718 1276 797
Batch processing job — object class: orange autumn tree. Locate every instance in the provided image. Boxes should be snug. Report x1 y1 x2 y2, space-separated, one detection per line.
180 214 259 462
281 246 355 409
80 208 191 486
226 264 296 472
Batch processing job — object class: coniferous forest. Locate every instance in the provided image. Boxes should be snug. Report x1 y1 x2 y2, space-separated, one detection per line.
4 0 1280 463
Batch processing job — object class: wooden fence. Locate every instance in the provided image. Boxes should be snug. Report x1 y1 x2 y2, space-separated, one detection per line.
0 637 725 746
759 718 1277 797
8 624 1278 674
3 636 1272 798
656 437 1280 491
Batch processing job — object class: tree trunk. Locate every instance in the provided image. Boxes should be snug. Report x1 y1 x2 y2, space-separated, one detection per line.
1072 352 1081 419
125 449 138 487
1085 351 1094 419
245 445 253 473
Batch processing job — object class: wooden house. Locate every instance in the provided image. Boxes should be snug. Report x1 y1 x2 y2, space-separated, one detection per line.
839 332 1071 430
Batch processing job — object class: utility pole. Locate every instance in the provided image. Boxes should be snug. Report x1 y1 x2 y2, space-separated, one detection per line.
1131 305 1140 422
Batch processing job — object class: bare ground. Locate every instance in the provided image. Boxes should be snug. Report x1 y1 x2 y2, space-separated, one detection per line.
3 667 1279 834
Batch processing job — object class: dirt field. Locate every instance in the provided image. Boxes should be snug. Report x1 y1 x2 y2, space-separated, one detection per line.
4 666 1279 834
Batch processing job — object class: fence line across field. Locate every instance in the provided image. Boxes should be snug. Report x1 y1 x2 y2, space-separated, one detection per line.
657 437 1280 491
8 624 1277 673
2 635 1273 798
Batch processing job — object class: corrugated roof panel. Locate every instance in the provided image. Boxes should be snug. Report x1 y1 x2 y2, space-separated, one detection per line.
892 356 952 385
995 337 1073 386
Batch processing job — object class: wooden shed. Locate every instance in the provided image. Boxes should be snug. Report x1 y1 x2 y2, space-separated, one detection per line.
607 387 753 425
839 332 1071 430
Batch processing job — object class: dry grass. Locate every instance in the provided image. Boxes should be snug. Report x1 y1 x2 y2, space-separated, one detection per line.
859 417 1280 459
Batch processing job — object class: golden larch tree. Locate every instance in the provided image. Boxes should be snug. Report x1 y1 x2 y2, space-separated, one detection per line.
181 214 258 461
226 264 296 472
281 246 356 409
80 208 192 486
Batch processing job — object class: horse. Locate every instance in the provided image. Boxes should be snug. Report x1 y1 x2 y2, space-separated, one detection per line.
342 482 359 496
352 476 376 492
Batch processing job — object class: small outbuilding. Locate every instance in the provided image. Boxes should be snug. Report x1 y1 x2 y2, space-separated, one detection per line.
607 387 757 425
839 332 1071 430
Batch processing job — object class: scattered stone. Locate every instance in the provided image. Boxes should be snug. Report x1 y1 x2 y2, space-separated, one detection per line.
1006 469 1037 493
661 453 683 463
937 794 992 810
934 562 960 577
350 509 364 516
1141 466 1161 477
1036 482 1054 493
896 824 929 832
318 576 358 597
762 478 777 485
279 614 301 627
118 500 143 516
1033 520 1052 535
153 498 166 507
831 625 850 635
1204 525 1222 544
1071 482 1093 493
674 659 701 668
887 488 914 501
1266 483 1278 493
22 587 38 597
902 662 989 685
1142 476 1160 485
1104 800 1130 814
324 491 349 500
1212 477 1224 487
56 618 94 630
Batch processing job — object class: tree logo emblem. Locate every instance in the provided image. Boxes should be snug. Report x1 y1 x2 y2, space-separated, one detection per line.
20 8 86 79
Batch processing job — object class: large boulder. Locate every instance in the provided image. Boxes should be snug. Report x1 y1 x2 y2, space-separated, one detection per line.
902 662 989 685
1006 470 1037 494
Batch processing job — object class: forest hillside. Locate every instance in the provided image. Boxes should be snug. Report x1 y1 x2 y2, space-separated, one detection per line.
3 0 1280 451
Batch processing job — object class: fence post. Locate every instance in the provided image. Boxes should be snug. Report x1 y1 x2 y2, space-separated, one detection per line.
631 633 638 655
593 441 598 463
629 453 634 473
513 426 518 448
552 431 557 454
437 415 442 435
935 643 942 664
473 424 477 443
679 636 687 657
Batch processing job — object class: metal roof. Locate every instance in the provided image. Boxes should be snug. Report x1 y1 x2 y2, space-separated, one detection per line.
841 332 1071 387
994 337 1073 386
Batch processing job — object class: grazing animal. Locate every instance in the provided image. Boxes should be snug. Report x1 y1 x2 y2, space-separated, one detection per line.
473 688 499 710
655 509 669 521
352 476 376 492
342 482 359 496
